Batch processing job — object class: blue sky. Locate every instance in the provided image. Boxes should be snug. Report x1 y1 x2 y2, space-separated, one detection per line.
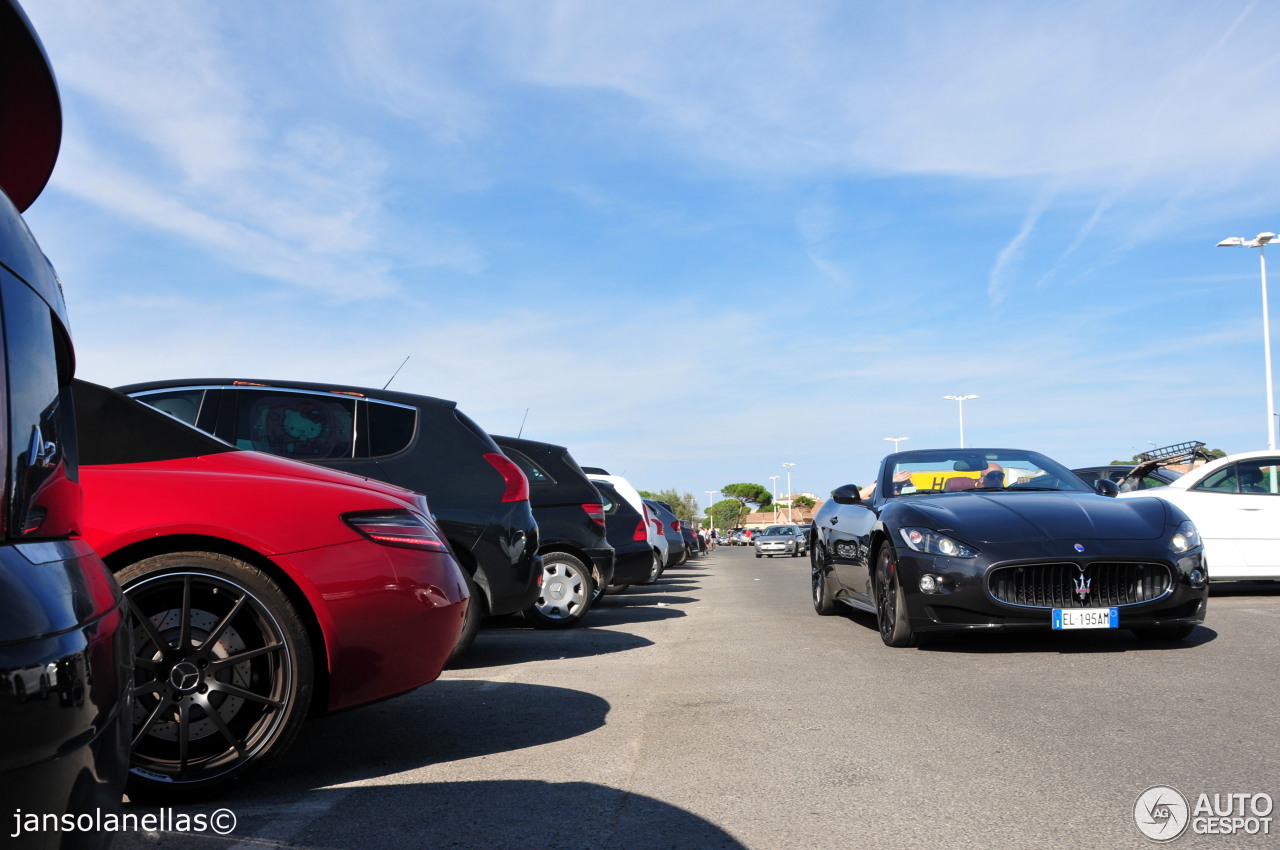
22 0 1280 504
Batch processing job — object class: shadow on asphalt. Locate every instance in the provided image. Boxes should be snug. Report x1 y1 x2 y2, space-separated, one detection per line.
116 780 745 850
220 680 610 795
1209 580 1280 597
840 609 1219 654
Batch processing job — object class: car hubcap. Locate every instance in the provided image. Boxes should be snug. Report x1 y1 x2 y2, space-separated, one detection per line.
536 562 587 620
125 572 292 784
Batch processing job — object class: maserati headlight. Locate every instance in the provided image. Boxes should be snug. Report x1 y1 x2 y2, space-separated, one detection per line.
899 527 978 558
1171 520 1201 554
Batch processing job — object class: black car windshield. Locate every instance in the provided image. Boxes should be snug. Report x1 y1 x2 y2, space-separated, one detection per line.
762 525 796 535
885 449 1090 498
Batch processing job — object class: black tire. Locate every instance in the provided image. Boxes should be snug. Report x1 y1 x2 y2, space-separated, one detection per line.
117 552 313 800
604 584 629 596
755 552 762 559
811 545 839 616
642 549 665 584
1132 624 1196 641
874 545 918 647
524 552 594 629
447 568 485 666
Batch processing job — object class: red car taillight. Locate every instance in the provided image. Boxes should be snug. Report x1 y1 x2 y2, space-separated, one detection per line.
671 520 680 532
344 510 450 552
581 503 605 527
633 519 648 542
483 452 530 502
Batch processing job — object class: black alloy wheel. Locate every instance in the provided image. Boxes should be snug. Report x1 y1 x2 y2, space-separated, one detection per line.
118 552 313 800
874 545 917 647
811 545 839 616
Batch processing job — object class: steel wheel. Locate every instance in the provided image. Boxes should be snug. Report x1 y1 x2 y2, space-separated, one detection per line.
119 552 312 799
524 553 593 629
874 545 916 647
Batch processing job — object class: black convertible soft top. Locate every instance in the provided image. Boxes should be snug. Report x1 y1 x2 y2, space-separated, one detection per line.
73 380 234 466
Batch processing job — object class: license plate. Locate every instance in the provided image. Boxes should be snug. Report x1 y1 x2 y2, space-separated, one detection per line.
1052 608 1118 630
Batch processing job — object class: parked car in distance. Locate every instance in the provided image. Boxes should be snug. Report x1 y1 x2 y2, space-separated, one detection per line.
1117 451 1280 581
644 499 687 567
583 469 665 583
1073 465 1181 492
591 479 662 594
753 524 805 558
0 3 132 841
76 382 468 798
492 434 615 626
811 448 1208 646
116 378 539 662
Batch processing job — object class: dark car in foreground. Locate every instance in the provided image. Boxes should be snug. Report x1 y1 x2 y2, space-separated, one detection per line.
492 434 614 626
809 448 1208 646
117 378 539 661
0 3 132 844
76 382 469 798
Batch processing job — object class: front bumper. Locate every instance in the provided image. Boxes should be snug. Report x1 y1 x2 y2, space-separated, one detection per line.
894 547 1209 635
755 540 797 555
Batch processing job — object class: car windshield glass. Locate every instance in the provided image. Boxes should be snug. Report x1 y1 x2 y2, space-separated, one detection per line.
762 526 793 535
886 449 1089 498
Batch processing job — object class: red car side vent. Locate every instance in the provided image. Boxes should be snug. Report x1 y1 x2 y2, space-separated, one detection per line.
484 453 530 502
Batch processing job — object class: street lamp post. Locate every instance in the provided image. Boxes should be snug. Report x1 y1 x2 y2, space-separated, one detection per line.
1217 232 1278 451
768 475 780 521
884 436 909 452
782 463 795 522
942 395 978 448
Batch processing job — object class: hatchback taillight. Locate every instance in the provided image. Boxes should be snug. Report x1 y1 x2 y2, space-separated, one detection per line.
671 520 680 532
344 510 450 552
633 519 648 542
483 452 530 502
581 503 605 527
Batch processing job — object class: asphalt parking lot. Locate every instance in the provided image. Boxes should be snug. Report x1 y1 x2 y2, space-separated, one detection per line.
115 546 1279 850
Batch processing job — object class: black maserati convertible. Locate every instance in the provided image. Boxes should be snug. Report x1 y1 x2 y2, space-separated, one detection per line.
808 448 1209 646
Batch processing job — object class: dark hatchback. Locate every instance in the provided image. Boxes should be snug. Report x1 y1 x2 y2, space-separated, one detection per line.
644 499 687 567
491 434 614 626
810 448 1209 647
591 480 661 591
0 1 132 844
116 378 539 661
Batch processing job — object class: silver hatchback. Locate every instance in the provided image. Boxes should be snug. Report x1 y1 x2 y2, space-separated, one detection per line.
753 524 805 558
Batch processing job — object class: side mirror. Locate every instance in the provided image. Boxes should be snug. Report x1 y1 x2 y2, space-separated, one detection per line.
831 484 861 505
1094 478 1119 498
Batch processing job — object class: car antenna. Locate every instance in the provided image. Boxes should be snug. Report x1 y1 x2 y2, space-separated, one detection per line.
517 407 529 438
382 355 410 390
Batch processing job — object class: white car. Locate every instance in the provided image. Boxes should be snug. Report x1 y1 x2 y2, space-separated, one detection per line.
1118 450 1280 580
584 468 667 583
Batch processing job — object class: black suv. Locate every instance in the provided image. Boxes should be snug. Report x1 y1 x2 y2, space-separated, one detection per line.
0 0 132 833
117 378 540 661
492 435 614 626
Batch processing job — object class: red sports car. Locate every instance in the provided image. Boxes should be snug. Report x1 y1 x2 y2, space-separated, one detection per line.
74 381 469 798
